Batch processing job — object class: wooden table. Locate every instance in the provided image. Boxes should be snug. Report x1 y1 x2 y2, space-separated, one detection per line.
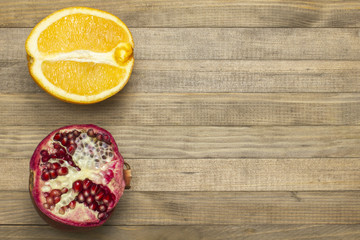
1 1 360 239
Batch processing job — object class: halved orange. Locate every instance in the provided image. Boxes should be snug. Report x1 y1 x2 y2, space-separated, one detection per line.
26 7 134 104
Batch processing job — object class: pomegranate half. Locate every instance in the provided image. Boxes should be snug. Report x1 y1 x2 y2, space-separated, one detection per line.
29 124 130 229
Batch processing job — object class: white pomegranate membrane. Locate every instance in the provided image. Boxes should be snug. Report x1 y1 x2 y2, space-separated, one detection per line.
29 125 125 228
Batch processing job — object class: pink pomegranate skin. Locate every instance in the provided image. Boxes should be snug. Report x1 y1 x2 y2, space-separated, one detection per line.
29 124 125 230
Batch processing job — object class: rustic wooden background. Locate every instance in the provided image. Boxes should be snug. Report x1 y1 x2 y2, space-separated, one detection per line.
1 0 360 239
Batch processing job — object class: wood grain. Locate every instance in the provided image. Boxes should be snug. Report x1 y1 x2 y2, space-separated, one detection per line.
3 158 360 192
2 60 360 94
1 126 359 159
2 191 360 225
2 225 360 240
0 93 359 126
3 28 360 61
1 0 360 28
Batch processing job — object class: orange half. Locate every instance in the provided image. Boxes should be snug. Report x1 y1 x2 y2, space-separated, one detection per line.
26 7 134 104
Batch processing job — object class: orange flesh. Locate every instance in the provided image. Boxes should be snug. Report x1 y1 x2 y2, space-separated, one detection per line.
38 14 129 54
42 61 126 95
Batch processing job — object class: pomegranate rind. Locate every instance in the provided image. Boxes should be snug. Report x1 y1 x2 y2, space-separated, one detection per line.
29 124 125 228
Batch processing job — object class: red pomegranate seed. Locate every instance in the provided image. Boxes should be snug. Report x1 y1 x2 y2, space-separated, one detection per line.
56 148 66 158
98 204 107 212
67 144 76 155
43 203 49 209
102 195 111 206
41 171 50 181
53 133 62 141
53 143 61 149
49 205 55 211
87 129 95 137
88 202 98 211
69 200 76 209
68 160 75 167
57 167 68 176
98 212 108 220
67 133 74 139
49 169 57 179
59 206 67 215
83 179 92 190
53 196 61 204
46 196 54 205
64 155 72 161
40 150 49 157
41 156 50 162
45 162 52 169
68 139 76 145
77 193 85 203
96 134 103 141
61 188 68 194
52 162 61 170
43 192 49 198
72 180 83 193
86 195 95 205
61 137 68 146
73 130 80 137
90 184 100 196
95 190 105 201
49 189 61 197
83 189 90 198
75 167 81 171
50 154 57 159
59 160 64 164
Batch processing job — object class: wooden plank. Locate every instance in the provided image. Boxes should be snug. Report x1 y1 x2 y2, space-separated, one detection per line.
1 0 360 28
2 225 360 240
0 93 359 126
2 60 360 94
3 28 360 61
1 126 359 159
3 158 360 192
2 191 360 225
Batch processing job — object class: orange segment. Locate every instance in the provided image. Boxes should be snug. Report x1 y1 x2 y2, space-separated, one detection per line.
42 61 126 96
38 14 129 54
25 7 134 104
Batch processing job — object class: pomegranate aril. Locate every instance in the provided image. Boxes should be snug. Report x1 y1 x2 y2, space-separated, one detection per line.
96 134 103 141
49 205 55 211
43 203 49 209
53 196 61 204
56 148 66 158
73 130 80 137
83 189 90 198
87 129 95 137
102 195 111 205
88 202 98 211
68 160 75 167
83 179 92 190
75 166 81 171
41 171 50 181
45 162 52 169
51 162 61 170
98 212 108 220
46 196 54 205
72 180 83 192
41 156 50 162
59 206 67 215
53 133 62 141
64 155 72 161
61 137 68 146
43 192 49 198
67 144 76 155
90 184 100 196
50 154 57 159
61 187 68 194
49 169 57 179
49 189 61 197
69 200 76 209
98 204 107 212
57 167 68 176
59 160 64 164
95 190 105 201
86 195 95 205
53 143 61 149
67 133 74 139
40 150 49 157
77 193 85 203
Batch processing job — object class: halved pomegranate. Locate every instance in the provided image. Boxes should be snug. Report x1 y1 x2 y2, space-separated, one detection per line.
29 124 131 229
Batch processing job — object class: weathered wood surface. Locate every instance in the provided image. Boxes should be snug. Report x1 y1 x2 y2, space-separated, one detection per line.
2 28 360 61
2 0 360 28
1 126 359 159
2 225 360 240
1 93 360 126
3 158 360 191
2 191 360 225
2 60 360 93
